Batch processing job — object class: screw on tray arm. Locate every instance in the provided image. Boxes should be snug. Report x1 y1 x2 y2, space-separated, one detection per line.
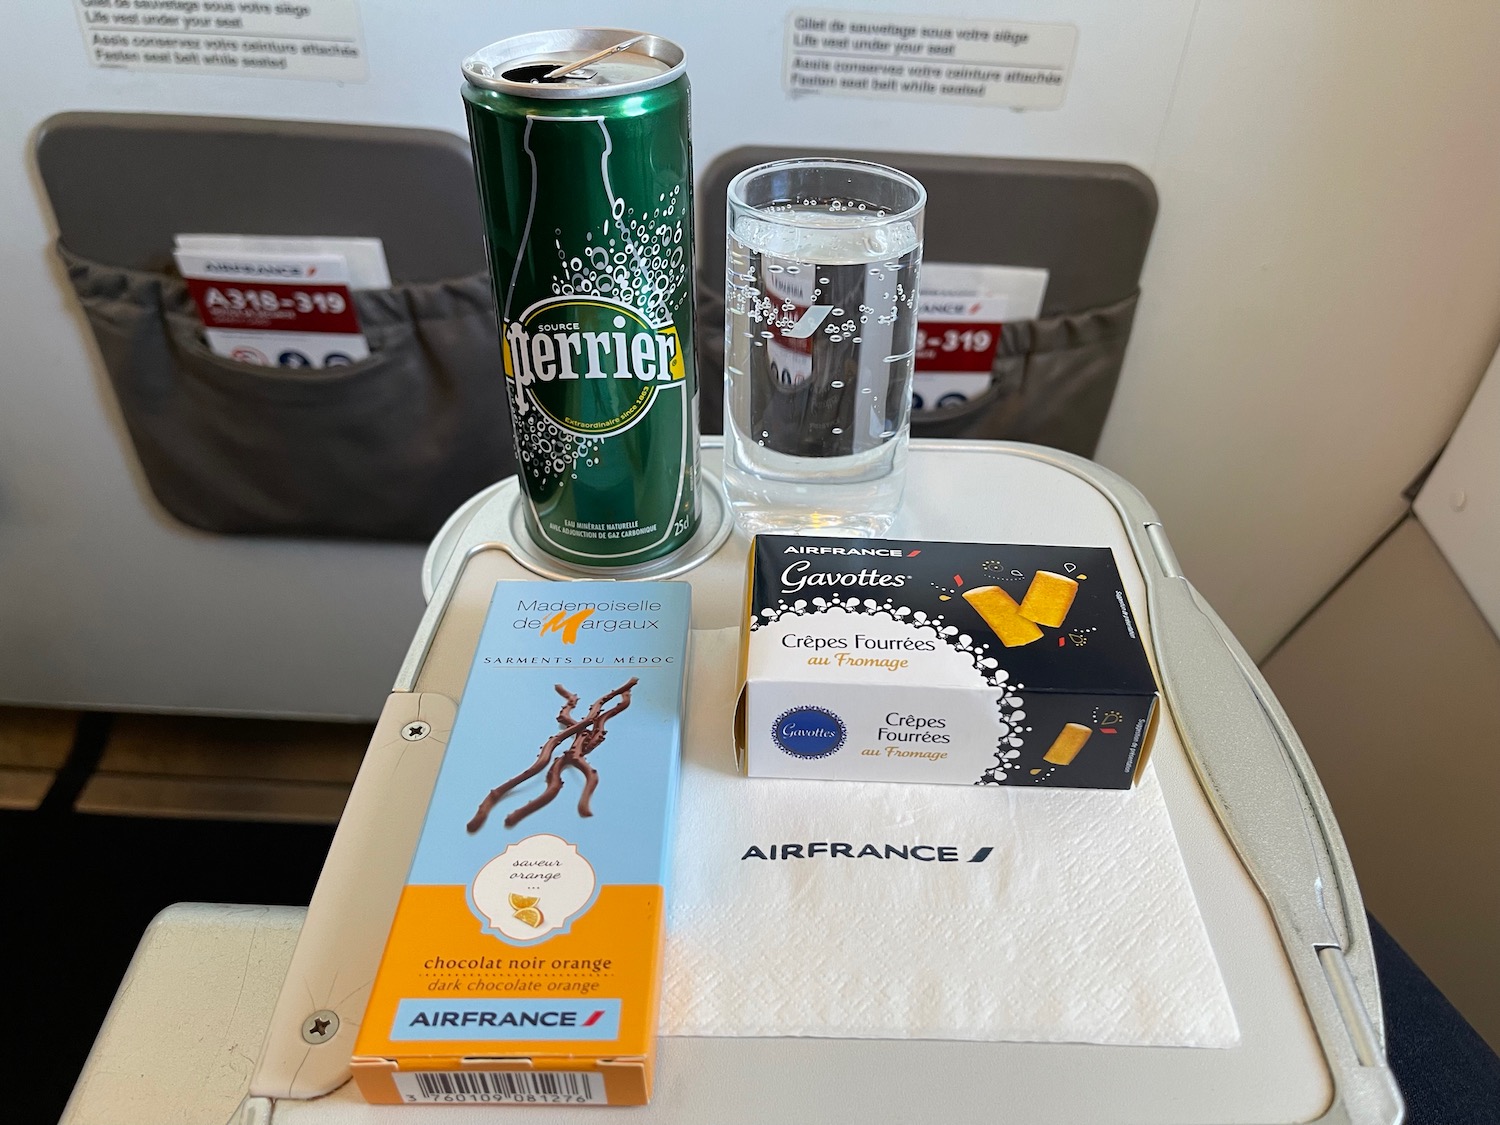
467 677 639 833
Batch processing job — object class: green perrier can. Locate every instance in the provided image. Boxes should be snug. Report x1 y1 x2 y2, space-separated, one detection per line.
461 29 700 567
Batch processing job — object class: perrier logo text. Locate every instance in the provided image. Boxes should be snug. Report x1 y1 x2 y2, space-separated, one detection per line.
503 294 685 437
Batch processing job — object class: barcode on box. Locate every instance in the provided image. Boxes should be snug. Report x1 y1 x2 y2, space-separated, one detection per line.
394 1069 606 1104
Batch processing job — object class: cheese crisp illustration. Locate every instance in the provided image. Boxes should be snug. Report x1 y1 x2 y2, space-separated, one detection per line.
962 585 1044 647
1019 570 1079 628
1043 723 1093 766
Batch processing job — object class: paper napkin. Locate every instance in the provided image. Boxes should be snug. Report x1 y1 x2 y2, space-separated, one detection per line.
660 628 1239 1048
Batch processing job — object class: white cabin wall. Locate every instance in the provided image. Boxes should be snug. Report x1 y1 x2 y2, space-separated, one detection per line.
1099 0 1500 658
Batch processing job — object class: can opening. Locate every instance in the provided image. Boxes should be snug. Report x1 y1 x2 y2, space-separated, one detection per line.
501 63 597 85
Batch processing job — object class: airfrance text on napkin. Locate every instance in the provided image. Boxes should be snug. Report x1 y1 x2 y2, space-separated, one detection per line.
353 581 690 1107
736 537 1158 789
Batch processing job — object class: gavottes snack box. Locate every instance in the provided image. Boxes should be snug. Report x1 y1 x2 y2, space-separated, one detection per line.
353 580 689 1106
735 536 1159 790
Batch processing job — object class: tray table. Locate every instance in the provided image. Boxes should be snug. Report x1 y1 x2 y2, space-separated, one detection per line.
78 440 1404 1125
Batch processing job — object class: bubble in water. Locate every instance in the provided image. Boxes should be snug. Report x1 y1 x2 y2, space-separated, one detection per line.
830 380 843 388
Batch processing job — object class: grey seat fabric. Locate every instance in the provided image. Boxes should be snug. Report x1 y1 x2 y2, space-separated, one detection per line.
62 244 516 541
904 291 1139 454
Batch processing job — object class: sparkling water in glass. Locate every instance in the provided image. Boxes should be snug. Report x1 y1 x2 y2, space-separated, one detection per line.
723 160 925 536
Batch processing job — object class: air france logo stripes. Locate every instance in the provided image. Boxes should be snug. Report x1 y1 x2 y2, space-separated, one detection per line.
393 999 621 1042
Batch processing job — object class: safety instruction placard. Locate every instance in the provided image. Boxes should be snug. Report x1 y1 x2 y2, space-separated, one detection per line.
73 0 366 82
175 247 369 368
785 9 1076 109
913 262 1048 412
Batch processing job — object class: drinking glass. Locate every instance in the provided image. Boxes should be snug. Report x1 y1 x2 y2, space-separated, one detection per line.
722 159 926 536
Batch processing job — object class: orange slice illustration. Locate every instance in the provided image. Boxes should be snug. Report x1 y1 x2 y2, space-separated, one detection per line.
512 906 544 928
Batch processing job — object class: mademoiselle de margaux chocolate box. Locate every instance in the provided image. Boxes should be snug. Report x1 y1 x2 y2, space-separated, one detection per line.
735 536 1159 790
353 580 690 1107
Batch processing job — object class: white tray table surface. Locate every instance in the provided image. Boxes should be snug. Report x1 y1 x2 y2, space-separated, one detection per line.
63 443 1336 1125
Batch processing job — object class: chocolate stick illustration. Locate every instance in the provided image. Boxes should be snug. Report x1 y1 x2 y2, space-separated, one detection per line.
564 752 600 816
502 754 570 829
467 677 638 833
465 684 587 831
503 709 603 829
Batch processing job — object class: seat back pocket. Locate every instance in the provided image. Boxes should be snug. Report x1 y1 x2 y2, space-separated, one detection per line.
60 242 515 541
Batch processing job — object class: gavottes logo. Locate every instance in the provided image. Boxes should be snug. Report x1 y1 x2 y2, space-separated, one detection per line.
772 706 846 759
780 558 914 594
775 545 922 595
